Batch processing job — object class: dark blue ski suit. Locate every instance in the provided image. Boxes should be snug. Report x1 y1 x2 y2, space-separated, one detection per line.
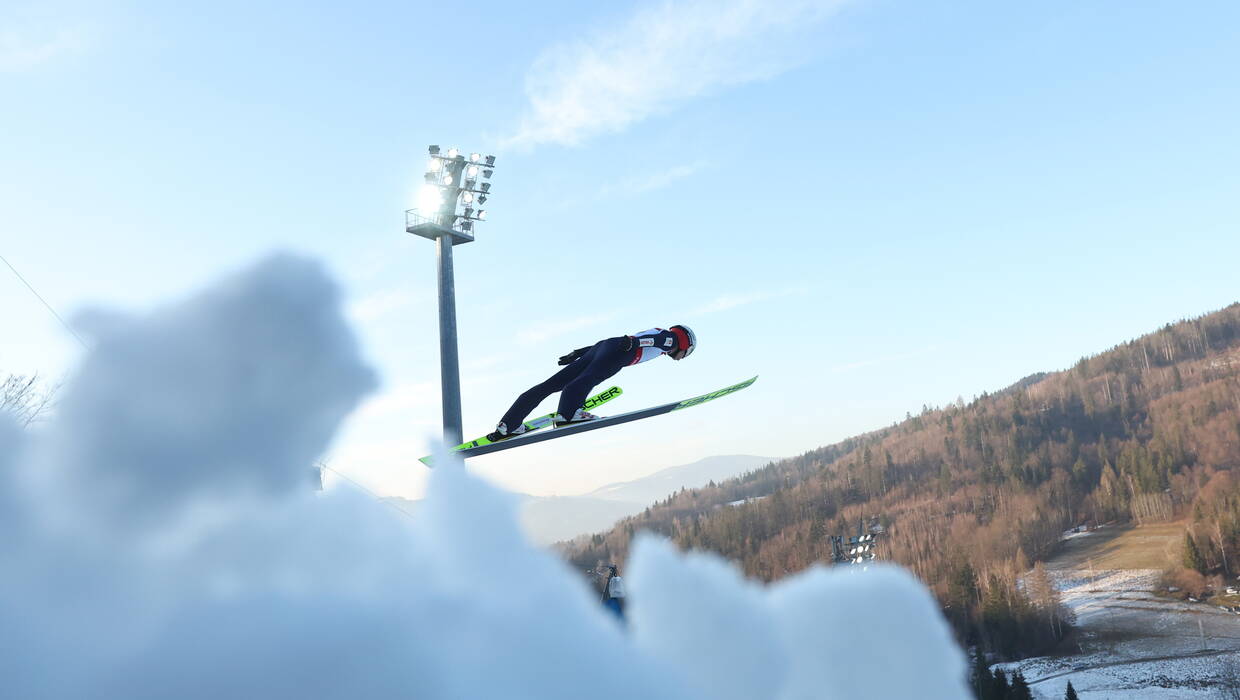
498 328 682 429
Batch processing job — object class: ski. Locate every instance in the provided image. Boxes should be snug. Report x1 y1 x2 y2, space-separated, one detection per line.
435 376 757 463
419 385 623 466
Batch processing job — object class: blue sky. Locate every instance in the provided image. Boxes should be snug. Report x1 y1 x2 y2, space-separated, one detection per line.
4 0 1239 498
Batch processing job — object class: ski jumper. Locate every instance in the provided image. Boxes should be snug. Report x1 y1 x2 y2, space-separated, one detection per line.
498 328 682 430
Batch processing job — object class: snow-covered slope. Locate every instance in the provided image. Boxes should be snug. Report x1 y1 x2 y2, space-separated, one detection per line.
998 527 1240 698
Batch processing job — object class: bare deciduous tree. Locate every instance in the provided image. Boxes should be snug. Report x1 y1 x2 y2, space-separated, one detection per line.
1 373 56 427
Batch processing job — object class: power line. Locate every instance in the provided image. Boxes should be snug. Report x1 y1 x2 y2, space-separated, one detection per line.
318 463 418 521
0 253 89 349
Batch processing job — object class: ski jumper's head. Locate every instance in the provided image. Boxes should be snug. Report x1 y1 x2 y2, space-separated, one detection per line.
669 325 696 360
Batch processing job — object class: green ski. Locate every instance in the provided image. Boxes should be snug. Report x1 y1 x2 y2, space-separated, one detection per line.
419 385 623 466
431 376 757 463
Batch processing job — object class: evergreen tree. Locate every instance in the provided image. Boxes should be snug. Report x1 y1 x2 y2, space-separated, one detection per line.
1064 680 1079 700
1071 457 1089 488
1010 670 1033 700
967 649 996 698
951 561 980 609
1184 531 1206 574
991 668 1010 698
970 648 994 699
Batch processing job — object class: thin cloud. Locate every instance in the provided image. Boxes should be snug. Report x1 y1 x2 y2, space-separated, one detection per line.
693 287 805 315
598 162 705 198
516 312 620 346
0 25 85 71
506 0 847 148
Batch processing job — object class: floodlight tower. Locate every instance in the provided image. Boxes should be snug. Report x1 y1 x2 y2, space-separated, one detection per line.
406 145 496 445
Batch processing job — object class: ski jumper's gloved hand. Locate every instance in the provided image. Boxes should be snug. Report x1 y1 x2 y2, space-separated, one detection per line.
558 346 591 366
619 335 636 353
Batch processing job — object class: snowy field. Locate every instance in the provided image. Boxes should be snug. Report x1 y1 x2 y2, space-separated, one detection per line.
1007 652 1238 700
998 568 1240 698
0 255 972 699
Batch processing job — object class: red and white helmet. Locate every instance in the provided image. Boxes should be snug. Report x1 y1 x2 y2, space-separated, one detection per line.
669 324 696 360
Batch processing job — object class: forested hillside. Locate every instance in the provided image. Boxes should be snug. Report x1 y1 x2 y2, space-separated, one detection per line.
561 303 1240 659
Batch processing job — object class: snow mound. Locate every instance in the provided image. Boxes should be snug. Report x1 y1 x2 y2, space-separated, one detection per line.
0 253 969 699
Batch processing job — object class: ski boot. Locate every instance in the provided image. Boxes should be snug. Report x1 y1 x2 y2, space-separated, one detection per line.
485 421 527 442
554 408 601 427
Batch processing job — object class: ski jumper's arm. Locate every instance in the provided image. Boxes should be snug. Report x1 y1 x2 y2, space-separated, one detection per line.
557 346 592 366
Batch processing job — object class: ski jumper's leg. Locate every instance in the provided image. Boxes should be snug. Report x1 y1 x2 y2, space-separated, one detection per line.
604 597 623 619
498 344 596 427
556 337 630 417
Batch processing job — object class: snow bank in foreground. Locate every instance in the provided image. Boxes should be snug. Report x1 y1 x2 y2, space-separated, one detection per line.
0 254 969 699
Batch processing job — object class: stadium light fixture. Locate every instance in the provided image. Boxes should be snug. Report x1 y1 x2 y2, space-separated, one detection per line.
405 143 498 445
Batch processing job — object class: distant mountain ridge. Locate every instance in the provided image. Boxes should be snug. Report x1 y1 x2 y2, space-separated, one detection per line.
521 454 772 544
584 454 774 504
380 454 773 546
